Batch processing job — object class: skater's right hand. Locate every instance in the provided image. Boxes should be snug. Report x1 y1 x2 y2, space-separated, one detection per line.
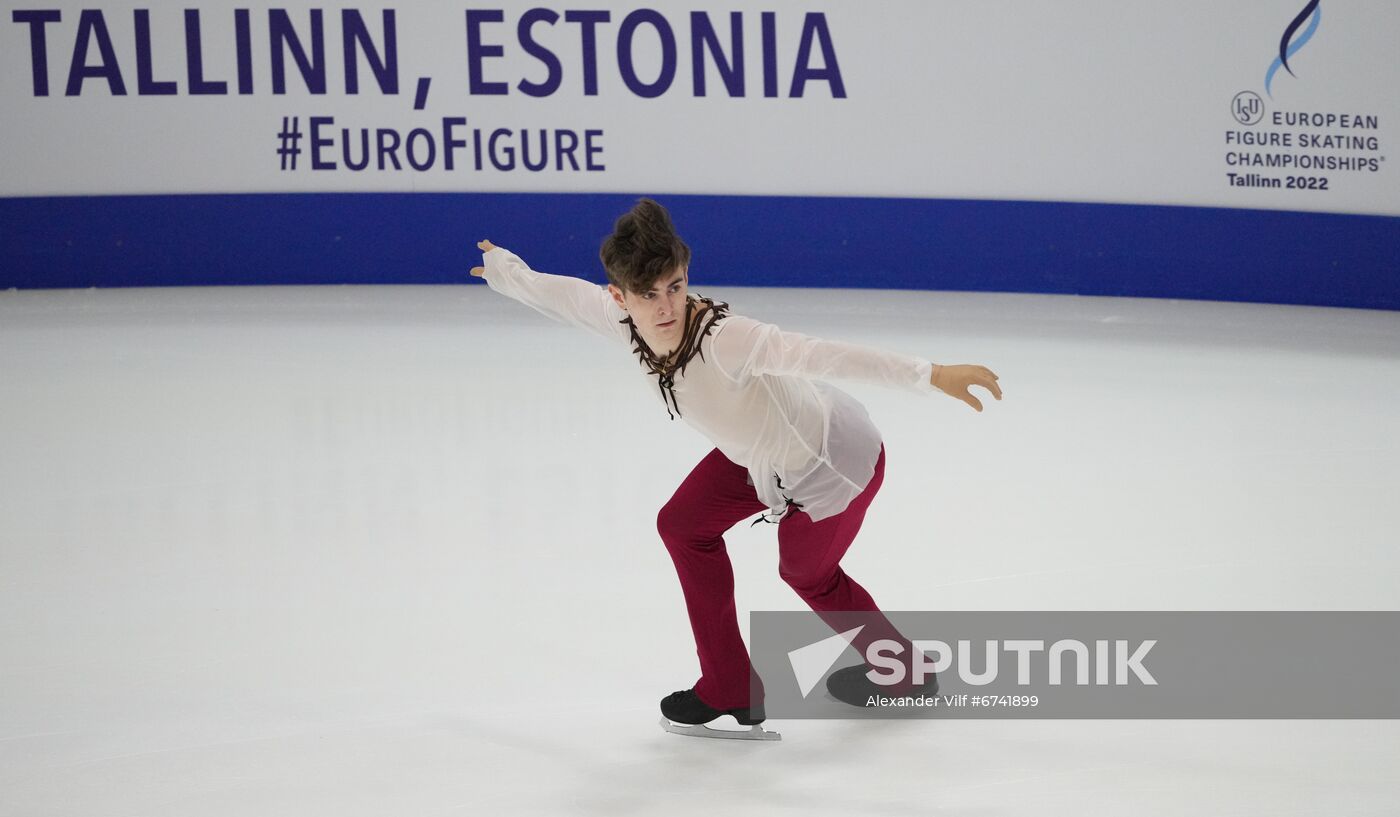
930 364 1002 412
469 239 497 277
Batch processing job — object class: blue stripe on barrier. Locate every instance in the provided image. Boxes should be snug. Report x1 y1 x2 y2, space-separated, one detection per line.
2 192 1396 310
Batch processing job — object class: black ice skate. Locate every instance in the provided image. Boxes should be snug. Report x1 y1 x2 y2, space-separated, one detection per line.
658 689 781 741
825 663 939 708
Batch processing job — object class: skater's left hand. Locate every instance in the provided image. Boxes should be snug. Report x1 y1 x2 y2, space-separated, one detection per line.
469 239 497 277
931 364 1002 412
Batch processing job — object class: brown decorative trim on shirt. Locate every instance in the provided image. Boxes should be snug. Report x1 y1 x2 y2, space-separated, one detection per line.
750 472 805 526
620 294 730 421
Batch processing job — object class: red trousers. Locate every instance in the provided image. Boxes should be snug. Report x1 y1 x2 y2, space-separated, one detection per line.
658 443 912 710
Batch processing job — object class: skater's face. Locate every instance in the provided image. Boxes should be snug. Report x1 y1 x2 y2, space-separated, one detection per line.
610 267 689 351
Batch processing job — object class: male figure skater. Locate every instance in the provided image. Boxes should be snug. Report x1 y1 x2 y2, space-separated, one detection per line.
471 199 1001 739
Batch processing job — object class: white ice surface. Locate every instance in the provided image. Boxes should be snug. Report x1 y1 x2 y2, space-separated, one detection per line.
2 283 1398 816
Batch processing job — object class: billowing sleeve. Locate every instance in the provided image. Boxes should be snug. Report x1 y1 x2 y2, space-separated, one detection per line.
710 315 936 394
479 247 629 343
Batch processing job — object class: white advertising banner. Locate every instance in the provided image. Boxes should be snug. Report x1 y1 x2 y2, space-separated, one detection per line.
2 1 1396 216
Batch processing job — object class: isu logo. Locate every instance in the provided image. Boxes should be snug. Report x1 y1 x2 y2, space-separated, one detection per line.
1232 91 1265 126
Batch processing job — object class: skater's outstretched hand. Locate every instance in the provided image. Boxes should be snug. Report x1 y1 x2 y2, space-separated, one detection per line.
931 364 1002 412
469 239 497 277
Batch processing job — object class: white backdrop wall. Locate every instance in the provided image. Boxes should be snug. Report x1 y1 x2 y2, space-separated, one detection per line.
1 2 1397 304
2 1 1396 214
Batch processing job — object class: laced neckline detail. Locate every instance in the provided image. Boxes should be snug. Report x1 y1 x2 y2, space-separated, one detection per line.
620 294 730 420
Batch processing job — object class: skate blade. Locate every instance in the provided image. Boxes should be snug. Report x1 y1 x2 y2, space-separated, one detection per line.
658 716 781 741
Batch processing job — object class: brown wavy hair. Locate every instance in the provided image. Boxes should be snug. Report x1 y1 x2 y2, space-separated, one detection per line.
599 198 692 295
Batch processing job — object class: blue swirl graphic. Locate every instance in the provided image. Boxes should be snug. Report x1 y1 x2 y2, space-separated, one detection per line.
1265 1 1321 98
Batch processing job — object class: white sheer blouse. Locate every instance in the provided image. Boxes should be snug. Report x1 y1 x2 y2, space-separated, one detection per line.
480 246 937 523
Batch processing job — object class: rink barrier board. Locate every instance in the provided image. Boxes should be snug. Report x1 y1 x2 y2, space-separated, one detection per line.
1 192 1396 310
